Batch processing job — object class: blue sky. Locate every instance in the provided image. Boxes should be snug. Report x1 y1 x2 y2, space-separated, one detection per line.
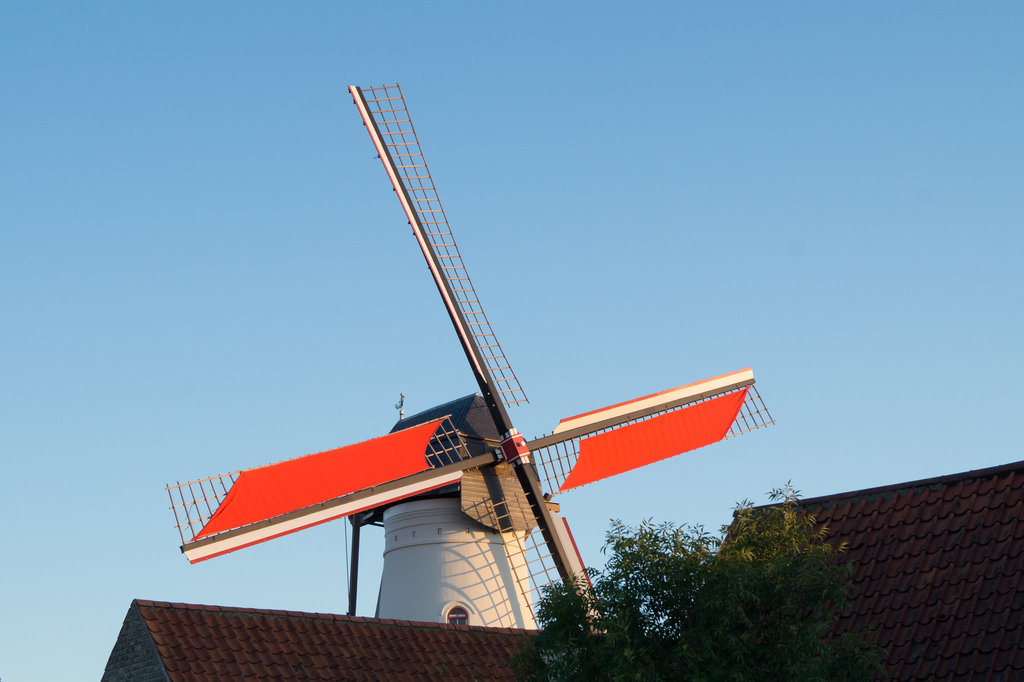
2 3 1022 679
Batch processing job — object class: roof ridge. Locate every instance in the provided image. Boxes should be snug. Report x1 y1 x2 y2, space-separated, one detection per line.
393 393 479 428
132 599 537 634
795 459 1024 509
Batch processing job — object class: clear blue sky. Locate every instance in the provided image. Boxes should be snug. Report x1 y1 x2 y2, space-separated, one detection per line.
2 3 1022 679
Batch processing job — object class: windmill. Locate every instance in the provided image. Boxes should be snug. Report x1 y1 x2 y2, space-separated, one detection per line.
166 83 773 628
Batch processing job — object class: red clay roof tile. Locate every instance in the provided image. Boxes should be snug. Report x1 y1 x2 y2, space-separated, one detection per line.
120 599 532 681
107 460 1024 680
801 459 1024 680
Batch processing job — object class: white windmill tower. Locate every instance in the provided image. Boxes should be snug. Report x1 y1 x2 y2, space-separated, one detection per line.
166 84 773 628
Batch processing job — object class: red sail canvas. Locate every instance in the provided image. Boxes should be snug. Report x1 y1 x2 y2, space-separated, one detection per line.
559 388 748 492
194 419 445 540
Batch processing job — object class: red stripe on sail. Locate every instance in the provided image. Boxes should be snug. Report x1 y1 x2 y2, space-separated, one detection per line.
559 389 747 492
194 419 444 540
187 473 460 564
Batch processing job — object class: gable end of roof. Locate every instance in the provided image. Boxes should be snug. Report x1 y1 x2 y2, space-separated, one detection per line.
102 600 171 682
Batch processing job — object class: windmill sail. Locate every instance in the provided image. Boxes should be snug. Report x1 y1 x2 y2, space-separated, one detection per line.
502 510 591 615
351 83 581 590
529 369 773 493
168 418 491 563
350 83 526 411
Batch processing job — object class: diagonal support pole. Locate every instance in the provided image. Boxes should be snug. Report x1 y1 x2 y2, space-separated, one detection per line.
348 514 361 616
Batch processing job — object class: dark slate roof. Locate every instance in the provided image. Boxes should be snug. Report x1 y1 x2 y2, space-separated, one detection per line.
799 460 1024 681
104 600 532 681
391 393 500 443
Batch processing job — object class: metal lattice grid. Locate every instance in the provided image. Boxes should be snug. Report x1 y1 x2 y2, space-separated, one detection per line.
466 465 568 618
502 522 566 618
167 416 472 546
167 471 240 546
357 83 527 407
424 417 475 468
531 385 774 495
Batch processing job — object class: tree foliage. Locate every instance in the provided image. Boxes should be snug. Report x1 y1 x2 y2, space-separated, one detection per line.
513 487 884 681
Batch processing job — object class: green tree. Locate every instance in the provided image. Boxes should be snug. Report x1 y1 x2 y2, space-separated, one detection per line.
513 487 884 681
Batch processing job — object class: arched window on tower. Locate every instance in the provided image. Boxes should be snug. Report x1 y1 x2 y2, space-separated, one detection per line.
445 605 469 626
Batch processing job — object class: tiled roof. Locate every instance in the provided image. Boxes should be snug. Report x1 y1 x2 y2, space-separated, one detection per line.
800 460 1024 681
104 599 532 681
106 460 1024 680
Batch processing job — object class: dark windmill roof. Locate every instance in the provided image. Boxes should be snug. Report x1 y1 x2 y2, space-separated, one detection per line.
391 394 534 532
103 600 532 681
391 393 501 457
799 460 1024 681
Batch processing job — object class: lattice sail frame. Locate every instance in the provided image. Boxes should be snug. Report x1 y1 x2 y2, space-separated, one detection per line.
505 522 568 615
531 384 773 496
167 416 472 547
353 83 527 407
167 470 241 548
499 383 773 614
476 495 586 616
